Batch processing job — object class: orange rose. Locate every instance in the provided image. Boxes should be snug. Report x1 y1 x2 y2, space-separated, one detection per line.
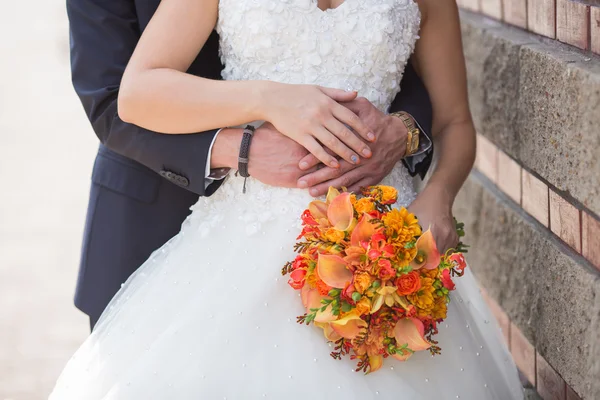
354 198 375 214
324 228 345 244
353 272 373 294
355 297 372 315
395 271 421 296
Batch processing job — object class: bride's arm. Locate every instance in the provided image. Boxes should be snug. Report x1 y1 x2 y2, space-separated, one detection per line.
118 0 373 167
408 0 477 251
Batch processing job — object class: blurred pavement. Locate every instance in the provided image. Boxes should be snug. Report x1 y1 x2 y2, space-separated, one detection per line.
0 1 97 398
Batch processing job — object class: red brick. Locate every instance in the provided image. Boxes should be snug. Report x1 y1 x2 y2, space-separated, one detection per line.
481 0 503 19
592 7 600 54
557 0 590 49
510 323 535 385
537 353 566 400
566 384 582 400
475 134 499 184
522 170 549 227
503 0 528 28
528 0 557 38
481 290 510 345
582 212 600 271
550 191 582 253
498 151 522 205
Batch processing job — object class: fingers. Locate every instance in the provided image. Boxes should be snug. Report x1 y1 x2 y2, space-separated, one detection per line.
324 117 372 160
346 178 373 195
433 223 460 253
311 125 361 165
332 102 375 143
306 167 366 197
297 161 352 189
319 87 358 102
298 153 321 170
300 136 340 168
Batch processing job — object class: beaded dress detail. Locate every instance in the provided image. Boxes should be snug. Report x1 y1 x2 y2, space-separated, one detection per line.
50 1 523 399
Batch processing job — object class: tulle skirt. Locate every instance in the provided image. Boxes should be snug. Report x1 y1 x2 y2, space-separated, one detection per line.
50 166 523 400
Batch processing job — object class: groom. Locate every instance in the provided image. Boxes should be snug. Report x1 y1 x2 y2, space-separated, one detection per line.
67 0 434 329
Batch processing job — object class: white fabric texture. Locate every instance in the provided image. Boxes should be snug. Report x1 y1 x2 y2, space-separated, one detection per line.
50 0 524 398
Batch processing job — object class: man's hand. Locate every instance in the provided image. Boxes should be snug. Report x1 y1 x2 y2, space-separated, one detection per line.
297 97 409 196
407 185 459 253
210 123 314 188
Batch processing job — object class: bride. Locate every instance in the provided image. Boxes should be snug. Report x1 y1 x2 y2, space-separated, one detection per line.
51 0 524 398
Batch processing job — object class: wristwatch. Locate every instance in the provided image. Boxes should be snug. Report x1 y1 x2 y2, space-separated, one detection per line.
389 111 433 178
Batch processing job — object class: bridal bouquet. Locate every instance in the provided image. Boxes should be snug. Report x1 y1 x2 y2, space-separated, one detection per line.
282 185 468 373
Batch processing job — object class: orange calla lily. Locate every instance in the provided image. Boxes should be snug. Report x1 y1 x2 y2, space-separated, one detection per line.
370 285 399 314
329 314 368 339
308 200 328 221
393 317 431 352
368 354 384 373
301 284 311 308
350 215 376 247
327 192 355 231
305 289 336 322
409 229 441 270
317 254 353 289
392 348 414 362
315 322 342 341
326 186 340 204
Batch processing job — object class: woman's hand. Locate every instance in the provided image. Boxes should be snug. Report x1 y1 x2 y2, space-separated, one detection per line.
259 83 375 168
408 186 459 254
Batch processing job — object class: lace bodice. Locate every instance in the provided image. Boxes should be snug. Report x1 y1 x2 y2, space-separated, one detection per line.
189 0 421 236
217 0 421 112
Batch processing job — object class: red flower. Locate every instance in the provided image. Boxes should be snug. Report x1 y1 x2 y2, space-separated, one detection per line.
449 253 467 273
288 268 307 290
441 269 455 291
368 249 382 260
377 259 396 281
301 209 318 226
291 255 308 271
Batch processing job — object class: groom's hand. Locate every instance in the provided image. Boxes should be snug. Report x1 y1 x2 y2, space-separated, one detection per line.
297 97 409 196
210 123 314 188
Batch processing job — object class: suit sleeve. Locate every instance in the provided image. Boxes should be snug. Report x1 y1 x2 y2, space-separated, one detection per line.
389 61 433 136
389 61 434 179
67 0 218 196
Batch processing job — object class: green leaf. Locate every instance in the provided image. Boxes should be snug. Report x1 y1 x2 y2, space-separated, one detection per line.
351 292 362 302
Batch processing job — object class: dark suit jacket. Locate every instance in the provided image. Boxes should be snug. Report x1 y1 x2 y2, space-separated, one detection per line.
67 0 433 326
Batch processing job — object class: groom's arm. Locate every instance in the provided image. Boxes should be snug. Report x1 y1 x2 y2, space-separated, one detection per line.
67 0 220 196
389 61 434 179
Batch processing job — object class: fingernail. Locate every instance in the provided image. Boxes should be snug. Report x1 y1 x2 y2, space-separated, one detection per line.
310 188 319 196
362 148 372 158
299 161 309 170
298 180 308 189
367 132 375 141
330 160 340 168
351 155 359 164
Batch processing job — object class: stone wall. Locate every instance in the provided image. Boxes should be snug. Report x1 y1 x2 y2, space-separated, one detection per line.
451 5 600 400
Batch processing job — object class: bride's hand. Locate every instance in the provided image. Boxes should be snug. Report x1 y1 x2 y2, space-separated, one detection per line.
407 185 459 254
259 83 374 168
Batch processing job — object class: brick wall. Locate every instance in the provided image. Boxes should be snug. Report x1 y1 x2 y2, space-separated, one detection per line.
449 3 600 399
458 0 599 53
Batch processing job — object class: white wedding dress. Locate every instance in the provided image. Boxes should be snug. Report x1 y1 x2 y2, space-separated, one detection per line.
50 0 524 399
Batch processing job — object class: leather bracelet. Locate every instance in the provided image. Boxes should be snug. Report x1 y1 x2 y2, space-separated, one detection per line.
238 125 255 192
